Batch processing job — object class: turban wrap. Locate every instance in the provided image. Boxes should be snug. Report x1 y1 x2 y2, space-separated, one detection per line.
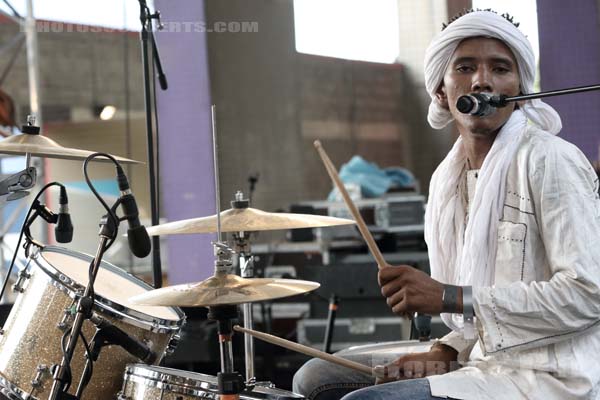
422 11 562 335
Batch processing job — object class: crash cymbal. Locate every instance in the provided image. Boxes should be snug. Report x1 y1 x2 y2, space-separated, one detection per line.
0 133 140 163
146 207 355 235
129 274 320 307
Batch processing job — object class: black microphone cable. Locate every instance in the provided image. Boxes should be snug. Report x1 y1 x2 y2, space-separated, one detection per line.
0 181 65 305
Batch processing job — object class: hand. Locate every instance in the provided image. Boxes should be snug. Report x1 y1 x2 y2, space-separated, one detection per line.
378 265 454 316
375 343 458 384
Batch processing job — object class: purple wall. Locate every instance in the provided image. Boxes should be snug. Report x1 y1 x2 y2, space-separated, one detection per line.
537 0 600 160
155 0 216 284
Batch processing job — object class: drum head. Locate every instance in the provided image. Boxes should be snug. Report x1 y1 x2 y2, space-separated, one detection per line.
38 247 181 322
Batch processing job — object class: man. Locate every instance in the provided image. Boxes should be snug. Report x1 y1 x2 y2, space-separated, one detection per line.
293 9 600 400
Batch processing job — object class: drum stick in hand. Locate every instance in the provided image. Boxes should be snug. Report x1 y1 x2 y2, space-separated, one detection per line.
313 140 387 268
233 325 382 378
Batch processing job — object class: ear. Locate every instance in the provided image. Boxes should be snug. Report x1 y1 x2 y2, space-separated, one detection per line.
435 84 449 110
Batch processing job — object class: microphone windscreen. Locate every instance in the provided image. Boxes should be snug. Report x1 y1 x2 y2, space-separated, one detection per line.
456 95 475 114
55 214 74 243
128 225 152 258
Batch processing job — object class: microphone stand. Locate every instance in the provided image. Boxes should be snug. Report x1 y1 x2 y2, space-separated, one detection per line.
48 212 118 400
491 83 600 106
137 0 167 289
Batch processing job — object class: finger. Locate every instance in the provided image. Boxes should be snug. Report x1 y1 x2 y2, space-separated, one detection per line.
425 360 449 376
392 298 409 315
381 279 402 298
378 265 408 286
386 290 404 309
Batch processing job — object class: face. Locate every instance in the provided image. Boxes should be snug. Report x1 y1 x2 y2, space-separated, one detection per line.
436 37 521 137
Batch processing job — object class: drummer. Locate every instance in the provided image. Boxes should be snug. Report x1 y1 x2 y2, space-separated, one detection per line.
293 9 600 400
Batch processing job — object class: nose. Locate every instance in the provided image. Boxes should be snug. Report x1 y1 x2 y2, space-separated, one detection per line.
471 67 493 92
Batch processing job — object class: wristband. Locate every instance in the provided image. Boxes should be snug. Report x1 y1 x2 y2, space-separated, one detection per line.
441 284 460 313
463 285 475 339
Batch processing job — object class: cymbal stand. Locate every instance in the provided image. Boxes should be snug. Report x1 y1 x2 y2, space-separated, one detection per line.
209 106 244 399
209 243 244 399
230 191 257 384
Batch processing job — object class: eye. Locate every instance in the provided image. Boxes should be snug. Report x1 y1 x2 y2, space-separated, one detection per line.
456 65 474 73
493 65 511 73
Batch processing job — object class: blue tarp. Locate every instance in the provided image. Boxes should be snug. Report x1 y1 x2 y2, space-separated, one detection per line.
328 156 415 200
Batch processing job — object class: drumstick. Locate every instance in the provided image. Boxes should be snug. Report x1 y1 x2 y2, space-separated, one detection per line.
233 325 383 378
313 140 386 268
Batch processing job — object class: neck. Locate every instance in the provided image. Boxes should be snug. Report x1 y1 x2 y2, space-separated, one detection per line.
460 129 499 169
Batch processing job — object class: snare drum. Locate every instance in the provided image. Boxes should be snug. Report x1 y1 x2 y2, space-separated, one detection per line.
0 246 185 400
120 364 305 400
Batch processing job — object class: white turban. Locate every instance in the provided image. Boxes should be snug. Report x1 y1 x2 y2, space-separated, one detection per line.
423 10 561 133
423 11 561 336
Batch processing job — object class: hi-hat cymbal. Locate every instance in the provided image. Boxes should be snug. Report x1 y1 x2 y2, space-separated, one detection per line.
129 274 320 307
0 133 140 163
146 207 355 235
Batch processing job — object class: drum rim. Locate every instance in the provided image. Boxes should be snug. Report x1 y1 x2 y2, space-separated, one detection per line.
123 364 217 396
0 374 34 400
32 246 185 333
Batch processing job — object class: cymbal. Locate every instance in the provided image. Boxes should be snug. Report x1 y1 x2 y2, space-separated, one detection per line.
146 207 355 235
0 133 140 163
129 274 320 307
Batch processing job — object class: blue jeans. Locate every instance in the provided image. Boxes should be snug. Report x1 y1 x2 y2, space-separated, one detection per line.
293 352 447 400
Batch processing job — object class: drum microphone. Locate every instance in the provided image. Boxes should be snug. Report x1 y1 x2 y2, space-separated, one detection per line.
55 186 74 243
90 314 157 364
116 165 152 258
456 92 507 117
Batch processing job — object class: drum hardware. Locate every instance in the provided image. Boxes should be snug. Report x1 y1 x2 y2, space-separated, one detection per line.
30 365 49 389
165 333 181 356
0 166 36 201
11 270 30 293
231 191 257 385
56 303 76 332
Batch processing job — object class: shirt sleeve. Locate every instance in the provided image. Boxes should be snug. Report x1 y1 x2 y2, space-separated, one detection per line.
437 329 478 363
474 138 600 355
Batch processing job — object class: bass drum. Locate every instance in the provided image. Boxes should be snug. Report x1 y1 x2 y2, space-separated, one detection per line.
0 246 185 400
119 364 305 399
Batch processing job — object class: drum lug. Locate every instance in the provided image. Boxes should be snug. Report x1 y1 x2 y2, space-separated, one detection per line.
165 333 181 355
57 303 76 331
116 392 130 400
12 270 31 293
30 364 49 389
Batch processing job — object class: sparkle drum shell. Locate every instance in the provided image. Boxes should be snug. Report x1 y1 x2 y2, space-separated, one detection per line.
0 246 185 400
119 364 305 400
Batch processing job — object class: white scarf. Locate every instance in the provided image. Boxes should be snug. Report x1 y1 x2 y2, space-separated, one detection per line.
423 11 562 334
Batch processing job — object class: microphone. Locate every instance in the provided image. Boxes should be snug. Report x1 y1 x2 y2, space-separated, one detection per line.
456 92 505 117
90 314 157 363
55 186 73 243
116 165 151 258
